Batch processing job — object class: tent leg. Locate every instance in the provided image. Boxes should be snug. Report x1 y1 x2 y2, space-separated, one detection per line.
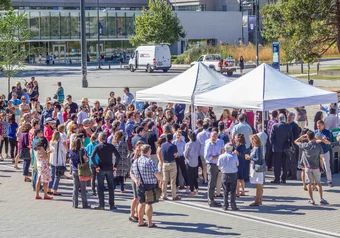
191 104 196 131
262 111 265 134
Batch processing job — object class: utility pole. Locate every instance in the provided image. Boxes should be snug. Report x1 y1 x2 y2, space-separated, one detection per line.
255 0 260 66
80 0 88 87
97 0 101 69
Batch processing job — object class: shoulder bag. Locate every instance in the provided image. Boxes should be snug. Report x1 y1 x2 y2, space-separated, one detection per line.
56 141 67 177
254 148 266 173
78 149 93 181
136 158 161 203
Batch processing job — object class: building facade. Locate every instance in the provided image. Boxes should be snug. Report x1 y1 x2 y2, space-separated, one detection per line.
5 1 244 63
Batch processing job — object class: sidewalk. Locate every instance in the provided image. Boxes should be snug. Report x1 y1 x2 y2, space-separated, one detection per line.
0 160 339 237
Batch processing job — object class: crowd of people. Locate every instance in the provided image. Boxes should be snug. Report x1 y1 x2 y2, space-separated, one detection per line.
0 77 338 227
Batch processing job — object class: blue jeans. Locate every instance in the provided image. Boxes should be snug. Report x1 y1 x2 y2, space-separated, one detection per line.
48 165 60 191
32 170 37 190
113 176 125 191
97 170 115 208
23 159 31 176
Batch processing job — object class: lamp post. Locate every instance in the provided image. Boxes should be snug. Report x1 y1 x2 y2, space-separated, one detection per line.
97 0 101 69
80 0 88 87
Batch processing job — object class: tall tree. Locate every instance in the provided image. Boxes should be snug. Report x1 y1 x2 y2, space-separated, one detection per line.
0 9 30 93
130 0 186 46
262 0 340 79
0 0 11 9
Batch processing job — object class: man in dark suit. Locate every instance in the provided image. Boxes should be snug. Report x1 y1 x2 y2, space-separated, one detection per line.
270 113 293 184
287 112 302 180
174 103 186 123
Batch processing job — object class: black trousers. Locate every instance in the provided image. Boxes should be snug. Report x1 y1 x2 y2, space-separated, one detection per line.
273 151 288 182
266 140 273 169
176 156 189 187
187 165 198 192
0 137 9 154
9 139 17 159
222 173 237 209
287 145 299 178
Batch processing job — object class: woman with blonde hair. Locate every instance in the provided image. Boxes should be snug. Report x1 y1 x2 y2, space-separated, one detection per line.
47 131 67 196
245 134 265 206
112 131 129 193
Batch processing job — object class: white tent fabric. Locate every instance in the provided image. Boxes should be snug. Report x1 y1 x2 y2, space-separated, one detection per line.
136 62 232 104
195 63 338 110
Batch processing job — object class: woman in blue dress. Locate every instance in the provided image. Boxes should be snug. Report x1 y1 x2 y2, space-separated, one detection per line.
235 133 247 197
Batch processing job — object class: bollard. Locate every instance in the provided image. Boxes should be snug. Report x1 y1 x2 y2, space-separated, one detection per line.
286 63 289 73
109 62 111 70
317 62 320 73
301 62 303 74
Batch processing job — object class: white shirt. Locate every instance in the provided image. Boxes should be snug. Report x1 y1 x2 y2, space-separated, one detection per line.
324 114 338 131
257 132 268 156
57 111 64 124
77 111 88 124
49 141 67 166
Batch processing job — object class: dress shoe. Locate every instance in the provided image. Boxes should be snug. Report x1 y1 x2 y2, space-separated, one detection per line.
209 202 221 207
270 180 280 184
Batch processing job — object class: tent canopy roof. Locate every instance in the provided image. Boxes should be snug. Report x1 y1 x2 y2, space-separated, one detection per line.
195 63 338 111
136 62 232 104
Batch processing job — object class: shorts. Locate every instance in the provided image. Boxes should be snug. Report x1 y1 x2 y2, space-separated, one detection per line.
137 183 158 204
305 168 321 184
131 180 138 199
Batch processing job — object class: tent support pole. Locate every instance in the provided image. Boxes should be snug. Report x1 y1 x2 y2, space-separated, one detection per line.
262 110 265 135
191 103 196 131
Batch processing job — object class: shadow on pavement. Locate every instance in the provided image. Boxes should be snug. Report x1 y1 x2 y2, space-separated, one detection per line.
239 203 336 215
155 221 240 236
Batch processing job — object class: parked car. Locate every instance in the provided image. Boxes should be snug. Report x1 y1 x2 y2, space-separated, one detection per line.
129 44 171 73
191 54 238 76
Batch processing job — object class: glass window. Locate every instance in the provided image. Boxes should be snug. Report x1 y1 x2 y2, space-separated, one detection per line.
29 12 40 39
116 12 126 38
60 12 71 39
70 12 80 39
50 12 60 39
40 11 50 39
99 11 107 38
126 12 134 36
107 12 116 38
88 11 97 39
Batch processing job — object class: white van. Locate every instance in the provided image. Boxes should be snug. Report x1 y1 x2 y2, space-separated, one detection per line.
128 44 171 73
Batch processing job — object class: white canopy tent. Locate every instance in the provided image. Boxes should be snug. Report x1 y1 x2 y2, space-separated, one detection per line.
195 63 338 111
136 62 232 104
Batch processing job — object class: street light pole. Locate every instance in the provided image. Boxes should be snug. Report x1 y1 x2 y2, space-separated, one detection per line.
80 0 88 87
255 0 260 66
97 0 101 69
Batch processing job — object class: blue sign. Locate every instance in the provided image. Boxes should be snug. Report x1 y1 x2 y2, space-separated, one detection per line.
248 16 256 32
272 42 280 70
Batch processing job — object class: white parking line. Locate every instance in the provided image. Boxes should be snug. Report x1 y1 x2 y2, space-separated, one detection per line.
166 200 340 238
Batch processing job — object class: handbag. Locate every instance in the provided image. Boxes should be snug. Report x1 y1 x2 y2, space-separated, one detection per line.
254 159 267 172
55 141 67 177
19 147 31 160
254 148 266 173
53 94 58 99
136 158 161 203
77 149 93 181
